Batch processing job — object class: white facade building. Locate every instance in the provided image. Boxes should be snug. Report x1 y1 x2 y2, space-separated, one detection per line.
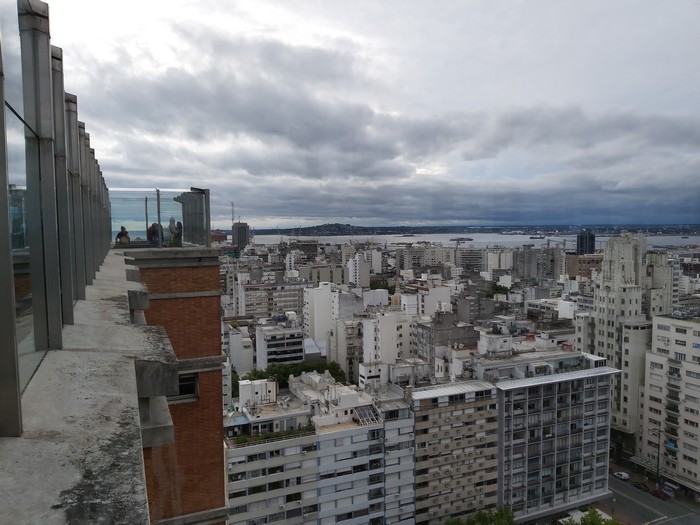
359 310 414 389
225 373 415 525
634 314 700 498
574 233 674 457
303 282 334 342
256 317 305 369
347 253 371 288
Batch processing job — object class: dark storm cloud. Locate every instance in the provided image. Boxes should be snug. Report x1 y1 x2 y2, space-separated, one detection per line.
54 10 700 227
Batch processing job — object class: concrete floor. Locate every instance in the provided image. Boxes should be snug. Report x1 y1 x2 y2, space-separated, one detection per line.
0 250 158 524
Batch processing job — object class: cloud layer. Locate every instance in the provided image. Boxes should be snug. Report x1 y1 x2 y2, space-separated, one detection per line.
41 1 700 227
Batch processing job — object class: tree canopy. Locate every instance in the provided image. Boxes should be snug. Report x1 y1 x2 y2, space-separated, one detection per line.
561 508 621 525
238 360 346 391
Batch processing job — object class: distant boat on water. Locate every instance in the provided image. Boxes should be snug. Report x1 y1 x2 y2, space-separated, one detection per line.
529 234 546 239
450 237 473 241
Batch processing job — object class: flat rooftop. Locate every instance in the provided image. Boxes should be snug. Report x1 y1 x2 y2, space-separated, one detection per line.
411 380 495 400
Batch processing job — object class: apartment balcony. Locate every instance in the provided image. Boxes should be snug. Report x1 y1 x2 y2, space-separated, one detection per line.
664 416 680 427
666 382 681 392
666 404 680 414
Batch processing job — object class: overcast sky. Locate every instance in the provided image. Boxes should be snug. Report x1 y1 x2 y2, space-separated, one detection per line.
42 0 700 228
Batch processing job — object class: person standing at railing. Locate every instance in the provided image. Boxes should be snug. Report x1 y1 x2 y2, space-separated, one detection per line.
172 221 183 247
115 226 130 246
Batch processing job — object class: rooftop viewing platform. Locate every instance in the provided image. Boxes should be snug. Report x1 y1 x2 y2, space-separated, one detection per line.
110 187 211 249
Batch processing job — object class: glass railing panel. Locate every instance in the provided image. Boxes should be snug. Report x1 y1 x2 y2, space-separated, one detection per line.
110 188 210 247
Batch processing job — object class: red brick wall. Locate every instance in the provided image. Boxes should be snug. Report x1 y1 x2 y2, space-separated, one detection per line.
139 266 219 295
144 295 220 360
144 371 225 521
138 257 225 521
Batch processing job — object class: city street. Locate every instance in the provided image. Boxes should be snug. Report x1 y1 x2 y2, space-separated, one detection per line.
595 476 700 525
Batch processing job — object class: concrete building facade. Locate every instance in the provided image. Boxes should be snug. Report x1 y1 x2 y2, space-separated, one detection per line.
633 314 700 499
411 381 499 524
574 233 674 457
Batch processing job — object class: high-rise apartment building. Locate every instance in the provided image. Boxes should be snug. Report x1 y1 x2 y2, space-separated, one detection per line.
232 221 251 249
577 230 596 255
236 280 311 320
411 381 499 523
634 314 700 499
497 364 616 522
466 339 618 523
574 233 674 457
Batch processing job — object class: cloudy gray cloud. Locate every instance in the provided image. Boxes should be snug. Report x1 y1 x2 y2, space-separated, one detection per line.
37 0 700 227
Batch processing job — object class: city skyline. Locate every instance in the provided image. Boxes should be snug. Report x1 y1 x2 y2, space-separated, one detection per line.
45 0 700 228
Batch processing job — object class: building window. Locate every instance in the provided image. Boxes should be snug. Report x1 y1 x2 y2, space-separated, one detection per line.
169 373 198 402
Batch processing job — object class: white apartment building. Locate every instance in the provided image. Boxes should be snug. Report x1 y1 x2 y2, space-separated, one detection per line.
485 248 514 273
364 248 383 274
633 314 700 499
225 374 415 525
303 282 334 341
359 310 415 389
574 233 674 457
347 253 371 288
402 283 452 318
225 324 254 375
330 289 364 321
256 316 305 369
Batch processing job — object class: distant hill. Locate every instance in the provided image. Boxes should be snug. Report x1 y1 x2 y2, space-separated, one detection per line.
251 223 698 237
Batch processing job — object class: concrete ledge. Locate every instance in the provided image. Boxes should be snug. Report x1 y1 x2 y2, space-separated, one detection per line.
129 289 150 310
126 247 221 268
0 250 175 523
140 395 175 448
177 354 227 373
155 505 230 525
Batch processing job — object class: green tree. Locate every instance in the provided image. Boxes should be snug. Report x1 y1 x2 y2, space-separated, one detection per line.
484 283 510 298
562 508 621 525
241 360 346 389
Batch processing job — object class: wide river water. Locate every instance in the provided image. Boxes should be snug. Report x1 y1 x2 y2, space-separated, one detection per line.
249 232 700 252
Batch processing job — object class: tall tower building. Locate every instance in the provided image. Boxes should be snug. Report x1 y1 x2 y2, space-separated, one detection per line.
576 230 596 255
574 233 673 458
232 221 250 249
